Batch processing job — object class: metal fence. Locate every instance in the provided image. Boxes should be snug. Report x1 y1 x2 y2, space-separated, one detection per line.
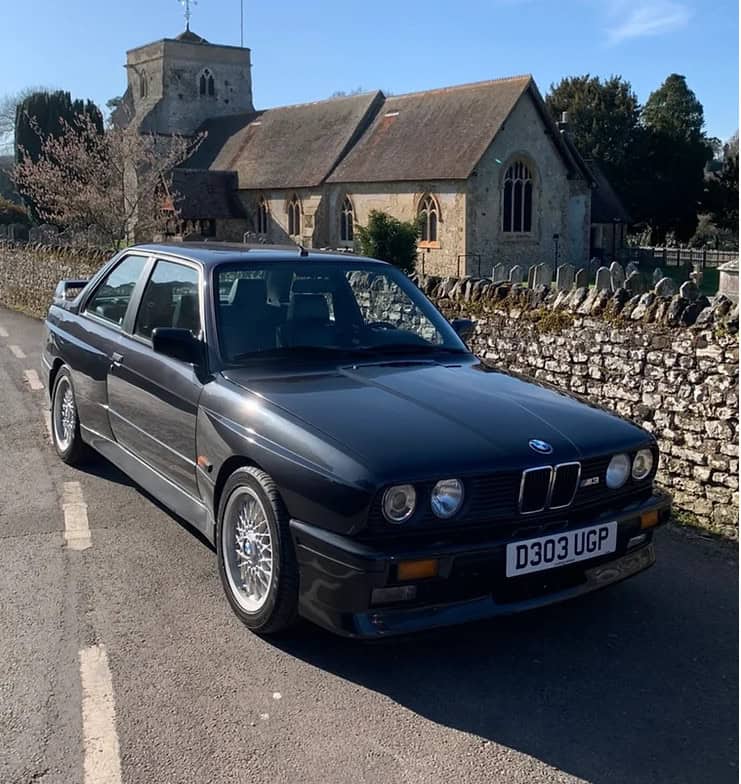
615 246 737 268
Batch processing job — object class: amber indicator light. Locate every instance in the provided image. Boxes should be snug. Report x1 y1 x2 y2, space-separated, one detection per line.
640 510 659 529
397 559 439 581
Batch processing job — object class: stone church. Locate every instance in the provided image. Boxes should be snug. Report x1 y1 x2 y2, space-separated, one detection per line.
113 27 626 277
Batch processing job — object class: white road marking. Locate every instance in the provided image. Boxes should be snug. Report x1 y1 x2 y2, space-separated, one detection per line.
272 692 282 700
43 410 53 443
79 645 123 784
0 326 8 337
9 344 26 359
63 481 92 551
23 369 44 390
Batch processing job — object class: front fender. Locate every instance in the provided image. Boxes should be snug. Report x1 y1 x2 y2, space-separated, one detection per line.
196 378 376 536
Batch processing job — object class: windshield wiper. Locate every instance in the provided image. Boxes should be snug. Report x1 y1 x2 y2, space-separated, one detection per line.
229 346 358 362
354 344 469 356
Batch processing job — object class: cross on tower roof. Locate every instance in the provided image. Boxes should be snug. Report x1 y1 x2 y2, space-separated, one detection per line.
179 0 197 30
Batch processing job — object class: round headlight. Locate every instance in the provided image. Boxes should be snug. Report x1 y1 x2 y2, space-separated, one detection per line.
431 479 464 519
382 484 416 524
606 453 631 489
632 449 654 481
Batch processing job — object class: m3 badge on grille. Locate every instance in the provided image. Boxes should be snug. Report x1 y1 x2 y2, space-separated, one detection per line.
528 439 553 455
581 476 600 487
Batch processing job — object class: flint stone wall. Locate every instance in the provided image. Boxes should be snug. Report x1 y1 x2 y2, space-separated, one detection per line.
0 241 110 318
415 274 739 537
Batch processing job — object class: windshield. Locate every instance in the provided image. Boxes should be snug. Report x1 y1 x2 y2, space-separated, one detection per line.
213 259 468 363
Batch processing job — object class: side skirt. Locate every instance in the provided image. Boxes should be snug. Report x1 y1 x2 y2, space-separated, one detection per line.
81 425 215 544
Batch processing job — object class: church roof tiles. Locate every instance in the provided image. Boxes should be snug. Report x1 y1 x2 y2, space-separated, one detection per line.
186 91 385 189
327 76 533 183
184 74 589 190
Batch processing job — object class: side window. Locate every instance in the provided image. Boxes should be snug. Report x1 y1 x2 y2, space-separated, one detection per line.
134 260 201 339
85 256 148 327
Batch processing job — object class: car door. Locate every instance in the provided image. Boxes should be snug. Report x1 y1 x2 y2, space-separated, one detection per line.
106 257 204 496
68 253 152 441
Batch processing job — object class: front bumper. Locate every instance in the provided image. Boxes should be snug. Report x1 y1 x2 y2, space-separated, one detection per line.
289 489 672 638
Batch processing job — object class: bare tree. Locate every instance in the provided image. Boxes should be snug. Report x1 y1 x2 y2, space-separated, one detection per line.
12 113 204 248
0 86 53 153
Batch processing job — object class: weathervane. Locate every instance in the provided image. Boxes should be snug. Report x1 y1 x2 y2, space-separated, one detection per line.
179 0 197 30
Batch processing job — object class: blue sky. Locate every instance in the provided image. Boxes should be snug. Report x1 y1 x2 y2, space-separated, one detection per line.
2 0 738 141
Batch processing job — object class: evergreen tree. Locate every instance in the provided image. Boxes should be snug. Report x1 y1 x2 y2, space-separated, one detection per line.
545 75 640 197
637 75 714 242
14 90 103 219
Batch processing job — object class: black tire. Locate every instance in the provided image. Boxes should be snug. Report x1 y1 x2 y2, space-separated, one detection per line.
50 366 91 466
216 466 299 635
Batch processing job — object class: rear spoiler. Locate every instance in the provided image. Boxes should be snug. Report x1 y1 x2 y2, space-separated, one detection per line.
53 279 89 307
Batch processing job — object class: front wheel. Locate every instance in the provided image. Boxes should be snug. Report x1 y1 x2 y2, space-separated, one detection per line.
216 466 299 635
51 366 91 466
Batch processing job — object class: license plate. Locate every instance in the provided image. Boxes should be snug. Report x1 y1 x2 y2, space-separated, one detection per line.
506 522 618 577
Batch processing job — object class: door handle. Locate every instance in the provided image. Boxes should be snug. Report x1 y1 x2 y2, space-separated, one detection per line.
112 352 124 365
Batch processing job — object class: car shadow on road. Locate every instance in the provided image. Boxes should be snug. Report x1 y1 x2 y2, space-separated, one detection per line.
271 528 739 784
79 455 216 551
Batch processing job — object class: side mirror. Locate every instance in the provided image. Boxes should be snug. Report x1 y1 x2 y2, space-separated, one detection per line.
450 318 476 342
152 328 204 367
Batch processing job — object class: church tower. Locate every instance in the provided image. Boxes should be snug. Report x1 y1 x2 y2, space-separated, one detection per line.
116 27 254 135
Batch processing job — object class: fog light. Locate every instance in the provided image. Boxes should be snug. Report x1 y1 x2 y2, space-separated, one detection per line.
640 510 659 529
371 586 417 605
397 559 439 581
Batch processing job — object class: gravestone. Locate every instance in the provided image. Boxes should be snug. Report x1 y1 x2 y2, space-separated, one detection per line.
679 280 699 302
492 262 508 282
717 258 738 303
626 261 639 277
652 267 664 285
654 277 678 298
509 264 524 283
556 263 575 291
595 266 611 291
7 223 29 241
527 266 536 288
625 270 644 295
574 267 589 289
29 223 58 243
533 263 553 288
609 261 625 291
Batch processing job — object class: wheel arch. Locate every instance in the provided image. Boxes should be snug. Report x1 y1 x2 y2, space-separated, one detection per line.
48 357 65 394
213 455 266 522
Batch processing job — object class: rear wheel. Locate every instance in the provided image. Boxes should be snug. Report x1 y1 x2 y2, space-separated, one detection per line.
51 367 91 466
216 466 299 635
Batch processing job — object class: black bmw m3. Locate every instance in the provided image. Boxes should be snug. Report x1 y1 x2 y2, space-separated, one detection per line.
42 243 671 638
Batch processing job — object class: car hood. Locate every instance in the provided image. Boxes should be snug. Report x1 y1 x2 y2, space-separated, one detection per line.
221 359 652 481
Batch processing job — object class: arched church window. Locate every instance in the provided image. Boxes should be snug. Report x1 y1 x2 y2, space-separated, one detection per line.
503 160 534 233
256 196 269 235
199 69 215 97
340 196 354 243
287 195 302 237
140 74 148 99
418 194 439 243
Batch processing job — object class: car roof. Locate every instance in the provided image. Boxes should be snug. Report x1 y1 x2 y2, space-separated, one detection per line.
130 242 390 269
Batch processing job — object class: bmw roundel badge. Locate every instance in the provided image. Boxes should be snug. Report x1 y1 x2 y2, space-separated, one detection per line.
529 439 553 455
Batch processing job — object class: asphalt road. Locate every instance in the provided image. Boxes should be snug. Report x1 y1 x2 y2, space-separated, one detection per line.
0 305 738 784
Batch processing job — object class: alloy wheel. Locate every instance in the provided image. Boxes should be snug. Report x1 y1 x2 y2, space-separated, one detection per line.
222 487 274 612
